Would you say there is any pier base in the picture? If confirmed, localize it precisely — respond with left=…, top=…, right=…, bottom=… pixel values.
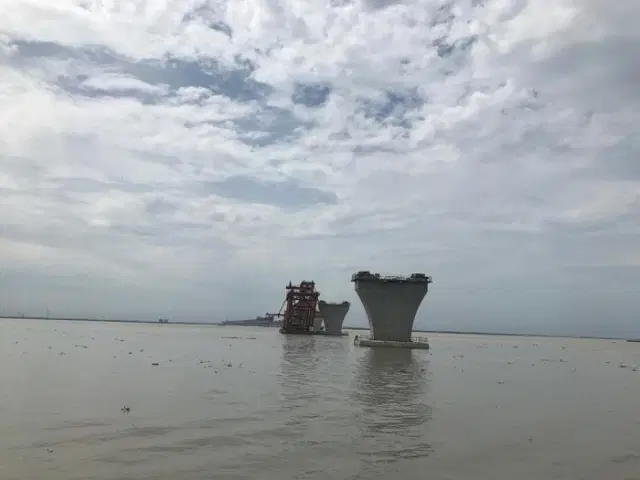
left=281, top=330, right=349, bottom=336
left=354, top=336, right=430, bottom=349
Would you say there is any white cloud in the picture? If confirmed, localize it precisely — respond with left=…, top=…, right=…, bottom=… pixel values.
left=0, top=0, right=638, bottom=336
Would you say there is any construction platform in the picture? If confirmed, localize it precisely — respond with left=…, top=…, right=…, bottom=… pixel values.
left=354, top=335, right=430, bottom=349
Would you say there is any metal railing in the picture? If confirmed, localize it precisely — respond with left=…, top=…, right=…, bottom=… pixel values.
left=351, top=271, right=432, bottom=283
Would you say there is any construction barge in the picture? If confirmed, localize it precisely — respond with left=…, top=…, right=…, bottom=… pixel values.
left=269, top=281, right=349, bottom=336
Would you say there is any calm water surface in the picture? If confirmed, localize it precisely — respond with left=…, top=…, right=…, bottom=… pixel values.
left=2, top=319, right=640, bottom=480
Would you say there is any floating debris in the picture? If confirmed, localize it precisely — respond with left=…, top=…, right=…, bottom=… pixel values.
left=151, top=362, right=159, bottom=366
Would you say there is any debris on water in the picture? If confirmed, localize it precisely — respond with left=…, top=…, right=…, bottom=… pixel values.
left=497, top=380, right=504, bottom=384
left=140, top=349, right=144, bottom=352
left=128, top=352, right=132, bottom=355
left=74, top=344, right=88, bottom=349
left=47, top=448, right=54, bottom=453
left=151, top=362, right=159, bottom=366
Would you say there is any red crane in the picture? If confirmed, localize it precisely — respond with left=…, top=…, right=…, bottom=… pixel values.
left=271, top=281, right=320, bottom=334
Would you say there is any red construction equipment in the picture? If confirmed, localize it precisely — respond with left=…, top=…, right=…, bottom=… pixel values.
left=271, top=281, right=320, bottom=334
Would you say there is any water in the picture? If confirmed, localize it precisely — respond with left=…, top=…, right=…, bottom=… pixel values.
left=2, top=319, right=640, bottom=480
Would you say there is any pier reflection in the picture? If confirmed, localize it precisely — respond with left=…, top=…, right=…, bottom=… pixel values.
left=352, top=348, right=433, bottom=466
left=277, top=336, right=321, bottom=413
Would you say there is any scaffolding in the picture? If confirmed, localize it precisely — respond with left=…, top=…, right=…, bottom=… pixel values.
left=273, top=281, right=320, bottom=334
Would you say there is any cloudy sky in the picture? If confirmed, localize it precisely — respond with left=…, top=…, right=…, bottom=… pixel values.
left=0, top=0, right=638, bottom=337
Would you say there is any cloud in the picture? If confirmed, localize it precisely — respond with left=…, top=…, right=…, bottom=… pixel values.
left=0, top=0, right=638, bottom=336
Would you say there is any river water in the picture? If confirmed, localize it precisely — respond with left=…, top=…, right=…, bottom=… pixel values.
left=2, top=319, right=640, bottom=480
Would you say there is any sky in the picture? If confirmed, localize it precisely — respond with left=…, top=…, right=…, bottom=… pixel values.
left=0, top=0, right=638, bottom=337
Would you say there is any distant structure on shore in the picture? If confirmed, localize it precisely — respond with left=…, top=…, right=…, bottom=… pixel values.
left=221, top=315, right=278, bottom=327
left=158, top=318, right=169, bottom=324
left=352, top=271, right=432, bottom=348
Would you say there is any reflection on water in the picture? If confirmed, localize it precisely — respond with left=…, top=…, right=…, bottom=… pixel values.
left=278, top=336, right=320, bottom=411
left=352, top=348, right=433, bottom=467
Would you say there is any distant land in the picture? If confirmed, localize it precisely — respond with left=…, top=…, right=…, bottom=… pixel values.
left=1, top=316, right=638, bottom=342
left=345, top=326, right=638, bottom=341
left=0, top=315, right=214, bottom=326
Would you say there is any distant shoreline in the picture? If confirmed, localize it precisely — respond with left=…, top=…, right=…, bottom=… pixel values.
left=1, top=316, right=637, bottom=341
left=0, top=315, right=214, bottom=326
left=344, top=326, right=638, bottom=341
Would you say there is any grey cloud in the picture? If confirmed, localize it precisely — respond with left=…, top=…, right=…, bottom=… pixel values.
left=358, top=88, right=424, bottom=127
left=145, top=197, right=179, bottom=216
left=292, top=82, right=332, bottom=108
left=203, top=175, right=338, bottom=210
left=233, top=105, right=308, bottom=147
left=588, top=136, right=640, bottom=181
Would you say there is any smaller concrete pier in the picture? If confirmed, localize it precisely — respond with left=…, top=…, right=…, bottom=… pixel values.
left=313, top=315, right=323, bottom=331
left=318, top=301, right=350, bottom=336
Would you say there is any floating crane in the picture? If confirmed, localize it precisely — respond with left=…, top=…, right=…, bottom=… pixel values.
left=269, top=281, right=320, bottom=334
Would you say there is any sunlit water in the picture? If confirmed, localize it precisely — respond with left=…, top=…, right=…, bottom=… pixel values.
left=2, top=319, right=640, bottom=480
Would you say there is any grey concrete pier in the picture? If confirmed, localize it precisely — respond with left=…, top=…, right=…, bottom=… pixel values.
left=318, top=301, right=350, bottom=335
left=313, top=315, right=323, bottom=332
left=351, top=271, right=432, bottom=348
